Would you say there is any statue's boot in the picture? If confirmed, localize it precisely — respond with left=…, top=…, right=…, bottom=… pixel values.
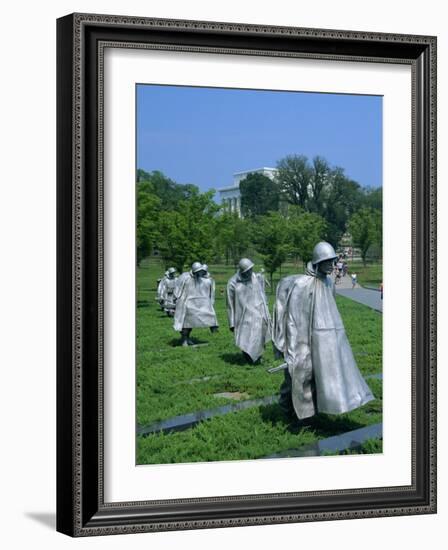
left=180, top=329, right=192, bottom=347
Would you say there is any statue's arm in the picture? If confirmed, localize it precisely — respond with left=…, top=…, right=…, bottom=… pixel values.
left=226, top=280, right=235, bottom=328
left=284, top=284, right=312, bottom=369
left=174, top=275, right=185, bottom=301
left=210, top=278, right=216, bottom=305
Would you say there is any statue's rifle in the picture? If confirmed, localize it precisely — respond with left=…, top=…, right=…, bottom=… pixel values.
left=267, top=363, right=287, bottom=374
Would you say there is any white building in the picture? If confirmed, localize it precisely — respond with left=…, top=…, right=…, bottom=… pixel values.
left=218, top=167, right=278, bottom=216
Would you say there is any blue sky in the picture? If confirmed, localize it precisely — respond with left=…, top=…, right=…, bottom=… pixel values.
left=137, top=84, right=382, bottom=192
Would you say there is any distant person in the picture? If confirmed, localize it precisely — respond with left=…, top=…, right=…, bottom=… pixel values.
left=174, top=262, right=219, bottom=346
left=335, top=267, right=342, bottom=285
left=351, top=273, right=357, bottom=289
left=227, top=258, right=271, bottom=363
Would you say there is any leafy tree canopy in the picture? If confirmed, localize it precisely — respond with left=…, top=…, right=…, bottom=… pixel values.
left=215, top=212, right=252, bottom=267
left=348, top=208, right=382, bottom=265
left=251, top=212, right=292, bottom=285
left=361, top=186, right=382, bottom=211
left=287, top=206, right=327, bottom=264
left=137, top=169, right=199, bottom=210
left=136, top=181, right=161, bottom=266
left=276, top=154, right=312, bottom=208
left=240, top=172, right=280, bottom=217
left=156, top=190, right=220, bottom=272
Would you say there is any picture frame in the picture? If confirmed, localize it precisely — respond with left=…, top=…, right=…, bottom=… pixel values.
left=56, top=12, right=437, bottom=536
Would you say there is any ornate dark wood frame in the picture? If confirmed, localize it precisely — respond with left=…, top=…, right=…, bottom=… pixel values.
left=56, top=13, right=437, bottom=537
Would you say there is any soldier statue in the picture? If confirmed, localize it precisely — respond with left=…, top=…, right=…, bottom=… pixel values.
left=174, top=261, right=219, bottom=346
left=227, top=258, right=271, bottom=363
left=159, top=267, right=177, bottom=316
left=273, top=241, right=374, bottom=420
left=156, top=270, right=169, bottom=310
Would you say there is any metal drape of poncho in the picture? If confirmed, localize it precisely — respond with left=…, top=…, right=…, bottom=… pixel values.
left=156, top=277, right=166, bottom=303
left=258, top=273, right=270, bottom=297
left=160, top=277, right=177, bottom=310
left=227, top=272, right=272, bottom=362
left=273, top=263, right=374, bottom=419
left=173, top=272, right=218, bottom=331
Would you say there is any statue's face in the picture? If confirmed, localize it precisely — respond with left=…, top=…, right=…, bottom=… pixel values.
left=168, top=272, right=175, bottom=279
left=195, top=270, right=206, bottom=278
left=240, top=268, right=252, bottom=281
left=317, top=259, right=334, bottom=275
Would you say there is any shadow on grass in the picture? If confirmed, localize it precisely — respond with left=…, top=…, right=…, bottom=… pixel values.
left=308, top=413, right=367, bottom=437
left=259, top=403, right=367, bottom=436
left=136, top=300, right=150, bottom=308
left=220, top=352, right=251, bottom=366
left=168, top=337, right=209, bottom=347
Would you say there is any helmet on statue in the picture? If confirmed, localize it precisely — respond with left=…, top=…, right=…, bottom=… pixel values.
left=311, top=241, right=337, bottom=265
left=191, top=261, right=205, bottom=273
left=238, top=258, right=254, bottom=273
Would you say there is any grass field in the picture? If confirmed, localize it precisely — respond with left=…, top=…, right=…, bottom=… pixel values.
left=136, top=258, right=383, bottom=465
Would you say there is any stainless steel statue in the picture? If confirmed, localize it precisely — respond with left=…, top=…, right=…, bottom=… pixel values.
left=227, top=258, right=271, bottom=363
left=159, top=267, right=177, bottom=316
left=273, top=241, right=374, bottom=419
left=156, top=270, right=169, bottom=310
left=174, top=262, right=219, bottom=346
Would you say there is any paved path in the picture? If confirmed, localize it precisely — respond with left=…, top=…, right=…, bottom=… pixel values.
left=333, top=274, right=383, bottom=313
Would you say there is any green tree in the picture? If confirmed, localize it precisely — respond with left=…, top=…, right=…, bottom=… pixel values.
left=370, top=207, right=383, bottom=260
left=276, top=154, right=312, bottom=208
left=275, top=155, right=367, bottom=249
left=136, top=181, right=161, bottom=265
left=215, top=212, right=252, bottom=266
left=288, top=207, right=327, bottom=265
left=157, top=190, right=220, bottom=272
left=348, top=208, right=382, bottom=265
left=137, top=169, right=199, bottom=210
left=323, top=168, right=364, bottom=247
left=251, top=212, right=292, bottom=287
left=361, top=186, right=382, bottom=210
left=240, top=172, right=279, bottom=217
left=308, top=156, right=331, bottom=215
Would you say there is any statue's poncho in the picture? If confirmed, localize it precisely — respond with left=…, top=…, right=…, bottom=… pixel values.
left=173, top=272, right=218, bottom=331
left=156, top=277, right=166, bottom=304
left=273, top=263, right=374, bottom=419
left=227, top=272, right=271, bottom=362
